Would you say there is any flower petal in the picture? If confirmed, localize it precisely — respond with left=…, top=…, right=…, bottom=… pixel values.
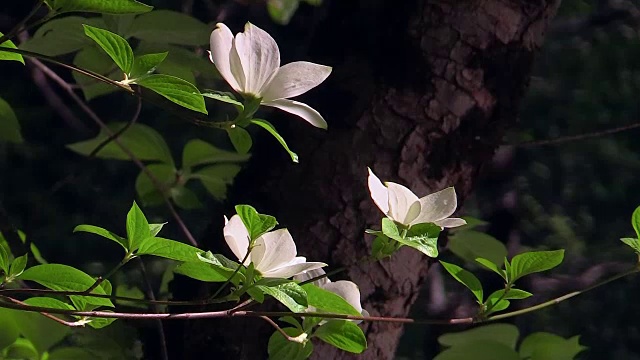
left=434, top=217, right=467, bottom=229
left=262, top=98, right=328, bottom=129
left=322, top=281, right=363, bottom=313
left=386, top=182, right=420, bottom=225
left=209, top=23, right=242, bottom=92
left=233, top=22, right=280, bottom=94
left=261, top=61, right=332, bottom=102
left=223, top=215, right=250, bottom=263
left=367, top=168, right=389, bottom=215
left=264, top=258, right=327, bottom=279
left=294, top=268, right=330, bottom=287
left=411, top=187, right=458, bottom=225
left=251, top=228, right=296, bottom=273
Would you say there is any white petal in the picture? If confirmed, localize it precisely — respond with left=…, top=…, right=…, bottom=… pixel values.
left=262, top=98, right=328, bottom=129
left=386, top=182, right=420, bottom=225
left=264, top=259, right=327, bottom=279
left=233, top=22, right=280, bottom=94
left=367, top=168, right=389, bottom=215
left=223, top=215, right=250, bottom=263
left=323, top=281, right=363, bottom=313
left=251, top=229, right=297, bottom=273
left=434, top=217, right=467, bottom=229
left=294, top=268, right=330, bottom=287
left=411, top=187, right=458, bottom=225
left=209, top=23, right=242, bottom=92
left=261, top=61, right=332, bottom=102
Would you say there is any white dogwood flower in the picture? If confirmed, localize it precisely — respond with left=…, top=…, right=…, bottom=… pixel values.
left=367, top=168, right=466, bottom=229
left=295, top=269, right=368, bottom=319
left=209, top=22, right=332, bottom=129
left=223, top=215, right=326, bottom=278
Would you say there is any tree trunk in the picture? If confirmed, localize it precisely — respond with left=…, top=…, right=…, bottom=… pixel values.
left=181, top=0, right=560, bottom=358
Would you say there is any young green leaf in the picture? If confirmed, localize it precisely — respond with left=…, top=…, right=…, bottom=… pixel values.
left=256, top=282, right=308, bottom=312
left=314, top=320, right=367, bottom=354
left=251, top=119, right=299, bottom=163
left=8, top=254, right=28, bottom=279
left=67, top=122, right=174, bottom=165
left=475, top=257, right=507, bottom=281
left=227, top=126, right=253, bottom=154
left=403, top=222, right=441, bottom=258
left=267, top=0, right=301, bottom=25
left=486, top=288, right=532, bottom=302
left=46, top=0, right=153, bottom=14
left=136, top=237, right=202, bottom=262
left=19, top=264, right=114, bottom=309
left=174, top=260, right=232, bottom=282
left=149, top=223, right=166, bottom=237
left=126, top=201, right=151, bottom=250
left=621, top=237, right=640, bottom=254
left=302, top=284, right=361, bottom=316
left=129, top=52, right=168, bottom=79
left=371, top=235, right=396, bottom=260
left=235, top=205, right=278, bottom=241
left=0, top=32, right=24, bottom=64
left=182, top=139, right=250, bottom=169
left=268, top=327, right=313, bottom=360
left=0, top=245, right=8, bottom=274
left=0, top=97, right=23, bottom=143
left=632, top=205, right=640, bottom=239
left=440, top=261, right=483, bottom=303
left=83, top=25, right=134, bottom=74
left=134, top=74, right=207, bottom=114
left=74, top=224, right=128, bottom=252
left=202, top=91, right=244, bottom=112
left=509, top=250, right=564, bottom=283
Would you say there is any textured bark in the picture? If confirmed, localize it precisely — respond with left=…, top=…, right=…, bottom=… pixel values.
left=181, top=0, right=560, bottom=358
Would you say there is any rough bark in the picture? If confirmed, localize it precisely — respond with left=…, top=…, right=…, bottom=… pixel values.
left=181, top=0, right=560, bottom=358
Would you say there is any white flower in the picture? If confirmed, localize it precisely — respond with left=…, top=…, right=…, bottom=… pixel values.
left=223, top=215, right=326, bottom=278
left=367, top=168, right=466, bottom=229
left=209, top=22, right=332, bottom=129
left=294, top=268, right=368, bottom=319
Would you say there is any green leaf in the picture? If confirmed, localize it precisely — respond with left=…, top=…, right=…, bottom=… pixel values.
left=267, top=0, right=300, bottom=25
left=279, top=316, right=302, bottom=330
left=382, top=219, right=440, bottom=257
left=434, top=341, right=520, bottom=360
left=251, top=119, right=298, bottom=163
left=302, top=283, right=361, bottom=316
left=268, top=327, right=313, bottom=360
left=74, top=224, right=128, bottom=252
left=46, top=0, right=153, bottom=14
left=135, top=163, right=176, bottom=207
left=3, top=337, right=39, bottom=360
left=182, top=139, right=250, bottom=169
left=314, top=320, right=367, bottom=354
left=486, top=288, right=532, bottom=302
left=129, top=10, right=210, bottom=45
left=632, top=206, right=640, bottom=239
left=20, top=17, right=104, bottom=57
left=438, top=323, right=519, bottom=349
left=475, top=257, right=507, bottom=280
left=439, top=261, right=483, bottom=303
left=0, top=308, right=19, bottom=350
left=202, top=91, right=244, bottom=111
left=19, top=264, right=114, bottom=310
left=67, top=122, right=174, bottom=165
left=134, top=74, right=207, bottom=114
left=371, top=235, right=396, bottom=260
left=235, top=205, right=278, bottom=241
left=519, top=333, right=586, bottom=360
left=8, top=254, right=28, bottom=279
left=149, top=223, right=166, bottom=237
left=126, top=201, right=150, bottom=250
left=256, top=282, right=308, bottom=312
left=83, top=25, right=134, bottom=74
left=448, top=230, right=507, bottom=267
left=136, top=237, right=202, bottom=262
left=0, top=96, right=23, bottom=143
left=48, top=347, right=96, bottom=360
left=170, top=186, right=203, bottom=210
left=191, top=164, right=243, bottom=201
left=621, top=237, right=640, bottom=254
left=0, top=242, right=8, bottom=274
left=227, top=126, right=253, bottom=154
left=0, top=32, right=24, bottom=64
left=130, top=52, right=168, bottom=79
left=509, top=250, right=564, bottom=283
left=174, top=260, right=231, bottom=282
left=71, top=46, right=120, bottom=100
left=103, top=14, right=136, bottom=36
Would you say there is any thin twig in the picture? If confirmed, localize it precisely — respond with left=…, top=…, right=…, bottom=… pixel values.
left=3, top=297, right=86, bottom=327
left=138, top=258, right=169, bottom=360
left=83, top=257, right=130, bottom=294
left=260, top=316, right=298, bottom=341
left=513, top=120, right=640, bottom=147
left=28, top=58, right=198, bottom=246
left=0, top=0, right=44, bottom=45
